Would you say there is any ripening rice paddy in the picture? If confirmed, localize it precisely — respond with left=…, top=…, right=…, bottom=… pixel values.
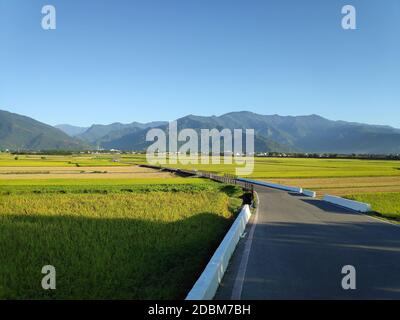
left=0, top=184, right=243, bottom=299
left=125, top=154, right=400, bottom=179
left=266, top=176, right=400, bottom=198
left=1, top=151, right=399, bottom=299
left=0, top=165, right=174, bottom=180
left=3, top=153, right=400, bottom=180
left=346, top=192, right=400, bottom=220
left=0, top=153, right=130, bottom=167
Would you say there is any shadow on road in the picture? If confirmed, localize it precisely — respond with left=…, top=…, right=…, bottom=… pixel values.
left=287, top=192, right=303, bottom=197
left=229, top=220, right=400, bottom=299
left=300, top=198, right=359, bottom=215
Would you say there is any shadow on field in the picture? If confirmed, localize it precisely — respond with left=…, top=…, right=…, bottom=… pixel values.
left=0, top=212, right=232, bottom=300
left=219, top=185, right=243, bottom=197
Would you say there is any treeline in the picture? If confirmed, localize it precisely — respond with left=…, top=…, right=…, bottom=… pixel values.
left=10, top=150, right=75, bottom=155
left=2, top=149, right=400, bottom=160
left=259, top=152, right=400, bottom=160
left=6, top=149, right=139, bottom=155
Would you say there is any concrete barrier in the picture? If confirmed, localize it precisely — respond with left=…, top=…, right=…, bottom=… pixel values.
left=323, top=195, right=371, bottom=213
left=186, top=205, right=252, bottom=300
left=303, top=189, right=316, bottom=198
left=237, top=178, right=302, bottom=193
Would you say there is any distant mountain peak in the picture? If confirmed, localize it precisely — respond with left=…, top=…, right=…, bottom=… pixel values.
left=0, top=110, right=89, bottom=150
left=2, top=109, right=400, bottom=153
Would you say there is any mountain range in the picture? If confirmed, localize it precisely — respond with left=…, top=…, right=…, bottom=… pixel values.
left=0, top=110, right=90, bottom=151
left=54, top=124, right=88, bottom=137
left=1, top=109, right=400, bottom=154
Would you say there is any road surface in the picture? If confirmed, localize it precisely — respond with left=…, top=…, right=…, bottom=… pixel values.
left=215, top=185, right=400, bottom=299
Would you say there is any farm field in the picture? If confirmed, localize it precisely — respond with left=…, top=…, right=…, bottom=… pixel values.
left=2, top=152, right=399, bottom=201
left=0, top=165, right=174, bottom=180
left=0, top=153, right=246, bottom=299
left=346, top=193, right=400, bottom=220
left=266, top=176, right=400, bottom=198
left=0, top=166, right=204, bottom=188
left=124, top=154, right=400, bottom=220
left=1, top=152, right=399, bottom=299
left=2, top=153, right=400, bottom=180
left=0, top=179, right=229, bottom=195
left=0, top=181, right=243, bottom=299
left=0, top=153, right=190, bottom=184
left=124, top=154, right=400, bottom=179
left=125, top=154, right=400, bottom=195
left=0, top=153, right=129, bottom=167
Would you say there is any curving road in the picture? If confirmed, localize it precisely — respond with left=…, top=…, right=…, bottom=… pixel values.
left=215, top=185, right=400, bottom=299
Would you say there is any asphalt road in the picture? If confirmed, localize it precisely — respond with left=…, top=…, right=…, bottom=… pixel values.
left=215, top=185, right=400, bottom=299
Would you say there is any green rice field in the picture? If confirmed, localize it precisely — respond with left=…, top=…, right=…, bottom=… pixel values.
left=346, top=192, right=400, bottom=220
left=1, top=151, right=399, bottom=299
left=0, top=182, right=243, bottom=299
left=125, top=154, right=400, bottom=179
left=2, top=153, right=400, bottom=179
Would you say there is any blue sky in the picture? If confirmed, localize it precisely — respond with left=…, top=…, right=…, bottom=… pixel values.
left=0, top=0, right=399, bottom=127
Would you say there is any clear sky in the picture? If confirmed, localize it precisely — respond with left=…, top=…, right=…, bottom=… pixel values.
left=0, top=0, right=399, bottom=127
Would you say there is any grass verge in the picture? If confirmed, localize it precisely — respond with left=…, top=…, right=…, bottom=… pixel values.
left=345, top=192, right=400, bottom=222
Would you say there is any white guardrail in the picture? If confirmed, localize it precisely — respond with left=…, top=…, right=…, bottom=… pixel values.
left=237, top=178, right=304, bottom=194
left=303, top=189, right=316, bottom=198
left=186, top=205, right=252, bottom=300
left=323, top=195, right=371, bottom=213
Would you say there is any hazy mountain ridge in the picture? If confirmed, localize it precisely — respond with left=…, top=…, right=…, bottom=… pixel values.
left=94, top=111, right=400, bottom=154
left=2, top=109, right=400, bottom=153
left=55, top=124, right=88, bottom=137
left=75, top=121, right=168, bottom=145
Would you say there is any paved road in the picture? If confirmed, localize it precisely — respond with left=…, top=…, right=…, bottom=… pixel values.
left=216, top=185, right=400, bottom=299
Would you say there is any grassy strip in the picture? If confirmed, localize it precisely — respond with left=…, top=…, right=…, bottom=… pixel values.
left=0, top=182, right=234, bottom=195
left=346, top=192, right=400, bottom=220
left=0, top=177, right=207, bottom=186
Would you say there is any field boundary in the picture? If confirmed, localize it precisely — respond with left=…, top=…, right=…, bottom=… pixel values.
left=185, top=205, right=252, bottom=300
left=323, top=194, right=371, bottom=212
